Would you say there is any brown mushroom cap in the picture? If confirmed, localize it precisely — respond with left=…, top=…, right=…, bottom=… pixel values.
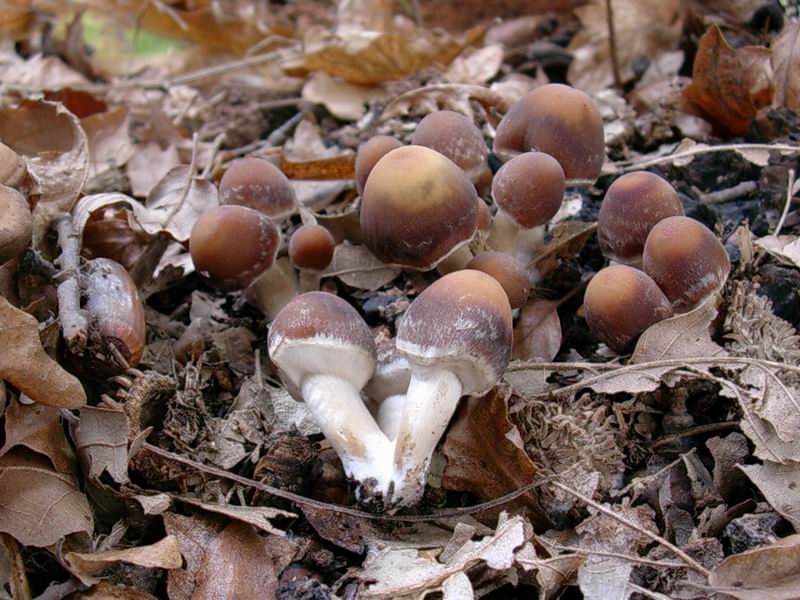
left=466, top=251, right=530, bottom=310
left=360, top=146, right=479, bottom=270
left=411, top=111, right=487, bottom=178
left=598, top=172, right=684, bottom=265
left=189, top=205, right=279, bottom=290
left=219, top=157, right=296, bottom=221
left=584, top=265, right=674, bottom=352
left=494, top=83, right=605, bottom=180
left=289, top=224, right=336, bottom=271
left=643, top=216, right=731, bottom=311
left=268, top=291, right=377, bottom=398
left=491, top=152, right=565, bottom=229
left=355, top=135, right=403, bottom=196
left=396, top=269, right=513, bottom=394
left=0, top=185, right=32, bottom=265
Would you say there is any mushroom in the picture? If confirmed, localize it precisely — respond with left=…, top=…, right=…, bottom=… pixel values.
left=364, top=332, right=411, bottom=441
left=219, top=157, right=296, bottom=222
left=360, top=145, right=479, bottom=271
left=584, top=265, right=674, bottom=352
left=411, top=110, right=489, bottom=186
left=598, top=172, right=684, bottom=267
left=0, top=184, right=32, bottom=266
left=643, top=216, right=731, bottom=312
left=487, top=151, right=565, bottom=263
left=268, top=292, right=393, bottom=502
left=493, top=83, right=606, bottom=181
left=355, top=135, right=403, bottom=196
left=390, top=269, right=513, bottom=506
left=288, top=224, right=336, bottom=292
left=189, top=205, right=296, bottom=318
left=466, top=251, right=530, bottom=310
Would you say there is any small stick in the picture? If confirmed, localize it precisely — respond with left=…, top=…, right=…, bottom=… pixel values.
left=605, top=0, right=623, bottom=88
left=1, top=533, right=31, bottom=600
left=55, top=214, right=89, bottom=355
left=697, top=181, right=757, bottom=205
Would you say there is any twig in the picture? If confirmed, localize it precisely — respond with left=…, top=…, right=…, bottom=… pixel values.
left=605, top=0, right=623, bottom=88
left=0, top=533, right=31, bottom=600
left=548, top=481, right=711, bottom=578
left=651, top=422, right=739, bottom=449
left=539, top=544, right=688, bottom=570
left=773, top=168, right=796, bottom=237
left=615, top=143, right=800, bottom=173
left=697, top=181, right=757, bottom=205
left=139, top=441, right=555, bottom=522
left=163, top=133, right=199, bottom=227
left=55, top=214, right=89, bottom=355
left=201, top=133, right=226, bottom=180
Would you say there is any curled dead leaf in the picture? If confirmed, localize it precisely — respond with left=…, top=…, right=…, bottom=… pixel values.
left=381, top=83, right=512, bottom=124
left=65, top=535, right=182, bottom=585
left=512, top=298, right=562, bottom=362
left=772, top=20, right=800, bottom=112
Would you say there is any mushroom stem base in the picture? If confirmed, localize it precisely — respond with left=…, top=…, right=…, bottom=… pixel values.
left=251, top=258, right=298, bottom=319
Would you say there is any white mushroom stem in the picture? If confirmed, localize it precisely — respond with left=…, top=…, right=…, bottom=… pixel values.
left=390, top=366, right=463, bottom=506
left=301, top=374, right=394, bottom=493
left=487, top=209, right=545, bottom=264
left=375, top=393, right=405, bottom=441
left=298, top=269, right=322, bottom=293
left=251, top=257, right=298, bottom=319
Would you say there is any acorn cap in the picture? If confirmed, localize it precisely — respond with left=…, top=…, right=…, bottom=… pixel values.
left=355, top=135, right=403, bottom=196
left=584, top=265, right=674, bottom=352
left=598, top=171, right=684, bottom=265
left=0, top=185, right=31, bottom=265
left=289, top=224, right=336, bottom=271
left=189, top=205, right=279, bottom=290
left=411, top=111, right=487, bottom=180
left=396, top=269, right=512, bottom=395
left=466, top=251, right=530, bottom=310
left=268, top=292, right=377, bottom=400
left=643, top=216, right=731, bottom=311
left=493, top=83, right=605, bottom=180
left=219, top=157, right=296, bottom=221
left=360, top=146, right=479, bottom=270
left=491, top=151, right=565, bottom=229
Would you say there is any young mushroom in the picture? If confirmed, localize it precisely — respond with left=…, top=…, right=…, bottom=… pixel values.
left=355, top=135, right=403, bottom=196
left=598, top=172, right=684, bottom=267
left=391, top=269, right=513, bottom=507
left=643, top=216, right=731, bottom=312
left=219, top=157, right=296, bottom=222
left=487, top=151, right=565, bottom=263
left=360, top=145, right=479, bottom=271
left=466, top=251, right=530, bottom=310
left=411, top=110, right=489, bottom=186
left=268, top=292, right=393, bottom=503
left=189, top=205, right=295, bottom=318
left=584, top=265, right=674, bottom=352
left=288, top=224, right=336, bottom=292
left=0, top=185, right=32, bottom=266
left=494, top=83, right=605, bottom=181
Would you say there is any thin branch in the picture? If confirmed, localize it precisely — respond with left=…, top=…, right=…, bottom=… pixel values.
left=651, top=422, right=739, bottom=449
left=541, top=544, right=688, bottom=570
left=773, top=168, right=796, bottom=237
left=548, top=481, right=711, bottom=578
left=605, top=0, right=623, bottom=88
left=697, top=181, right=757, bottom=205
left=0, top=533, right=31, bottom=600
left=55, top=214, right=89, bottom=355
left=614, top=143, right=800, bottom=173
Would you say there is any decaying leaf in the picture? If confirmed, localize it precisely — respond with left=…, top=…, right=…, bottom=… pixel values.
left=125, top=143, right=181, bottom=198
left=302, top=71, right=387, bottom=120
left=73, top=406, right=130, bottom=484
left=322, top=243, right=400, bottom=291
left=81, top=106, right=135, bottom=181
left=739, top=462, right=800, bottom=531
left=381, top=84, right=512, bottom=123
left=772, top=20, right=800, bottom=112
left=0, top=400, right=75, bottom=474
left=532, top=221, right=596, bottom=279
left=684, top=25, right=774, bottom=135
left=65, top=535, right=182, bottom=584
left=444, top=44, right=505, bottom=85
left=755, top=235, right=800, bottom=268
left=0, top=100, right=89, bottom=247
left=512, top=298, right=562, bottom=362
left=175, top=496, right=294, bottom=537
left=0, top=295, right=86, bottom=409
left=0, top=449, right=93, bottom=547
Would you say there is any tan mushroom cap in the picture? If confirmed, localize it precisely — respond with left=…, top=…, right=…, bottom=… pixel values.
left=0, top=185, right=32, bottom=265
left=355, top=135, right=403, bottom=195
left=491, top=151, right=565, bottom=229
left=584, top=265, right=673, bottom=352
left=396, top=269, right=513, bottom=394
left=360, top=146, right=479, bottom=270
left=598, top=172, right=684, bottom=265
left=494, top=83, right=605, bottom=180
left=289, top=224, right=336, bottom=271
left=219, top=157, right=296, bottom=221
left=466, top=251, right=530, bottom=310
left=411, top=111, right=487, bottom=178
left=189, top=205, right=279, bottom=290
left=268, top=292, right=377, bottom=398
left=643, top=216, right=731, bottom=311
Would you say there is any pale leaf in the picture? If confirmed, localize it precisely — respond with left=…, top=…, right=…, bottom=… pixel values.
left=739, top=462, right=800, bottom=531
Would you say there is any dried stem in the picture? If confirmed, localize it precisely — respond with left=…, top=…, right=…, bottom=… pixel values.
left=616, top=143, right=800, bottom=173
left=55, top=213, right=89, bottom=355
left=1, top=533, right=31, bottom=600
left=605, top=0, right=623, bottom=88
left=773, top=168, right=796, bottom=237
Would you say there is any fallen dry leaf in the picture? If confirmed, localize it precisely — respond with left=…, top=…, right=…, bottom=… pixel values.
left=684, top=24, right=774, bottom=135
left=302, top=71, right=387, bottom=120
left=73, top=406, right=130, bottom=484
left=0, top=400, right=75, bottom=473
left=125, top=143, right=181, bottom=198
left=81, top=106, right=135, bottom=181
left=444, top=44, right=505, bottom=85
left=442, top=386, right=550, bottom=530
left=322, top=243, right=400, bottom=291
left=72, top=581, right=159, bottom=600
left=0, top=100, right=89, bottom=248
left=532, top=221, right=596, bottom=279
left=175, top=496, right=294, bottom=537
left=0, top=295, right=86, bottom=409
left=772, top=20, right=800, bottom=112
left=754, top=234, right=800, bottom=268
left=512, top=298, right=562, bottom=362
left=568, top=0, right=683, bottom=93
left=0, top=448, right=93, bottom=547
left=65, top=535, right=182, bottom=584
left=381, top=83, right=512, bottom=124
left=739, top=462, right=800, bottom=531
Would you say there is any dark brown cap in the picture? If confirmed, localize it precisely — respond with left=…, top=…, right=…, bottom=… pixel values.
left=584, top=265, right=674, bottom=352
left=491, top=151, right=565, bottom=229
left=598, top=172, right=684, bottom=265
left=360, top=145, right=479, bottom=270
left=219, top=157, right=296, bottom=221
left=0, top=185, right=31, bottom=265
left=396, top=269, right=512, bottom=394
left=189, top=205, right=279, bottom=289
left=355, top=135, right=403, bottom=196
left=411, top=111, right=487, bottom=181
left=643, top=216, right=731, bottom=311
left=289, top=224, right=336, bottom=271
left=494, top=83, right=605, bottom=180
left=466, top=251, right=530, bottom=309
